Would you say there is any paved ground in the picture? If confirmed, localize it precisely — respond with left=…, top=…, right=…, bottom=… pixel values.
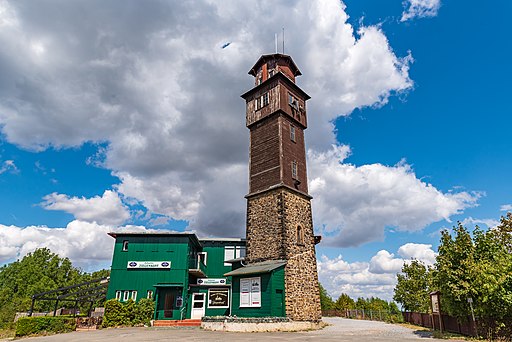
left=18, top=318, right=462, bottom=342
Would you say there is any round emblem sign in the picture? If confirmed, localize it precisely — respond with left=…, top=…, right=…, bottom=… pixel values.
left=197, top=279, right=204, bottom=284
left=161, top=262, right=170, bottom=267
left=220, top=279, right=225, bottom=284
left=129, top=262, right=137, bottom=267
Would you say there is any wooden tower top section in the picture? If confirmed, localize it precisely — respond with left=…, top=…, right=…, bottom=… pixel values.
left=248, top=54, right=302, bottom=84
left=242, top=54, right=311, bottom=196
left=241, top=54, right=310, bottom=129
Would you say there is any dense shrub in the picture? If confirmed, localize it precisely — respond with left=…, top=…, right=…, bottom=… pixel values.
left=133, top=299, right=155, bottom=326
left=103, top=298, right=154, bottom=327
left=103, top=299, right=128, bottom=327
left=15, top=317, right=75, bottom=337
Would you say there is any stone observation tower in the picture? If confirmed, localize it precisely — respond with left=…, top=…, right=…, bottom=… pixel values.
left=241, top=54, right=322, bottom=321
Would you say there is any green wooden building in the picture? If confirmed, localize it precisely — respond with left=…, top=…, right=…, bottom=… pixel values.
left=106, top=232, right=286, bottom=320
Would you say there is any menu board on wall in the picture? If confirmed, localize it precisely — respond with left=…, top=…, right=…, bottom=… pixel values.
left=208, top=289, right=229, bottom=308
left=240, top=278, right=251, bottom=306
left=240, top=277, right=261, bottom=308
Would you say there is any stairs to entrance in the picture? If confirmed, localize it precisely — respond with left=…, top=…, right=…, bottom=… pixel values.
left=153, top=319, right=202, bottom=327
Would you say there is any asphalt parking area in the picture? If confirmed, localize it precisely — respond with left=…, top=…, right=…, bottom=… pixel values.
left=19, top=317, right=462, bottom=342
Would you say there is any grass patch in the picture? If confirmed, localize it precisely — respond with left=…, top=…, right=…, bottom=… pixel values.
left=397, top=322, right=430, bottom=331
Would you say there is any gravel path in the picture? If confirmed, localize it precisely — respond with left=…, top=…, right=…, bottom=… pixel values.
left=18, top=317, right=461, bottom=342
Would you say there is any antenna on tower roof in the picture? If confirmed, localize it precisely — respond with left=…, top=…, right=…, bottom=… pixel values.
left=282, top=27, right=285, bottom=54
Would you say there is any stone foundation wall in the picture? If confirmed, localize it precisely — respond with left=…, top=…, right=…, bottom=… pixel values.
left=245, top=187, right=322, bottom=321
left=281, top=190, right=321, bottom=321
left=201, top=319, right=323, bottom=332
left=246, top=189, right=285, bottom=262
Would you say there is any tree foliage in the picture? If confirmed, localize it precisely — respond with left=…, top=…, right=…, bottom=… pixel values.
left=0, top=248, right=109, bottom=328
left=319, top=283, right=335, bottom=310
left=393, top=213, right=512, bottom=338
left=436, top=215, right=512, bottom=324
left=393, top=259, right=432, bottom=313
left=335, top=293, right=355, bottom=310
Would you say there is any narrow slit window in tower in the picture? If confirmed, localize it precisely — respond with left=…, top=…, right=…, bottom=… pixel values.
left=297, top=225, right=304, bottom=245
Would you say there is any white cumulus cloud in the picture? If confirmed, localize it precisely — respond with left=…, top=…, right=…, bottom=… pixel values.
left=0, top=0, right=479, bottom=252
left=41, top=190, right=130, bottom=225
left=0, top=221, right=115, bottom=268
left=397, top=243, right=436, bottom=264
left=318, top=243, right=436, bottom=300
left=401, top=0, right=441, bottom=22
left=0, top=0, right=416, bottom=239
left=309, top=145, right=482, bottom=247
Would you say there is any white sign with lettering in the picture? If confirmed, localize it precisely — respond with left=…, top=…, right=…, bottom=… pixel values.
left=127, top=261, right=171, bottom=269
left=197, top=278, right=227, bottom=285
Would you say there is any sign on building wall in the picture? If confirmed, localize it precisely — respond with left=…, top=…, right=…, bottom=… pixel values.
left=208, top=288, right=229, bottom=308
left=240, top=277, right=261, bottom=307
left=197, top=278, right=227, bottom=285
left=126, top=261, right=171, bottom=269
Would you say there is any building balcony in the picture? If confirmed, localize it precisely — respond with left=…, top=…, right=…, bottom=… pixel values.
left=188, top=256, right=207, bottom=277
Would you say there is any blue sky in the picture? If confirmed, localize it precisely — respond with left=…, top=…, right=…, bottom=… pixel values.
left=0, top=0, right=510, bottom=300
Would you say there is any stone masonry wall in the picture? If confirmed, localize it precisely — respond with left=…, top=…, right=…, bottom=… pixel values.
left=245, top=187, right=322, bottom=321
left=245, top=189, right=286, bottom=262
left=282, top=189, right=322, bottom=321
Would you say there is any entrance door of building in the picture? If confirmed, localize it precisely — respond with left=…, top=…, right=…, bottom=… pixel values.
left=156, top=287, right=181, bottom=320
left=191, top=293, right=206, bottom=319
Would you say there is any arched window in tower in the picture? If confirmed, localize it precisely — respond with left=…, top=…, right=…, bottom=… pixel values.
left=297, top=225, right=304, bottom=245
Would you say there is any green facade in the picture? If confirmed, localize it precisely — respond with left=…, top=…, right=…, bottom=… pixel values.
left=106, top=233, right=248, bottom=320
left=230, top=266, right=285, bottom=318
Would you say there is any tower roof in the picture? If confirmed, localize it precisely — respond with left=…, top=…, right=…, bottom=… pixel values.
left=248, top=54, right=302, bottom=77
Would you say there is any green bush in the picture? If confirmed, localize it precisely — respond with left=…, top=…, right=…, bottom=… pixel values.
left=133, top=298, right=154, bottom=326
left=103, top=298, right=154, bottom=328
left=103, top=299, right=128, bottom=327
left=15, top=316, right=76, bottom=337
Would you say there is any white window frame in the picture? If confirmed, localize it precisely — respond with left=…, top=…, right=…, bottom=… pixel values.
left=236, top=246, right=246, bottom=258
left=292, top=161, right=298, bottom=179
left=131, top=290, right=137, bottom=301
left=239, top=277, right=261, bottom=308
left=224, top=246, right=235, bottom=266
left=123, top=291, right=130, bottom=301
left=224, top=246, right=245, bottom=266
left=198, top=252, right=208, bottom=266
left=115, top=291, right=122, bottom=301
left=290, top=125, right=296, bottom=142
left=122, top=240, right=129, bottom=251
left=147, top=290, right=154, bottom=299
left=207, top=288, right=230, bottom=309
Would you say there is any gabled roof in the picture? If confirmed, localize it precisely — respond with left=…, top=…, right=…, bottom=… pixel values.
left=248, top=54, right=302, bottom=77
left=224, top=260, right=287, bottom=277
